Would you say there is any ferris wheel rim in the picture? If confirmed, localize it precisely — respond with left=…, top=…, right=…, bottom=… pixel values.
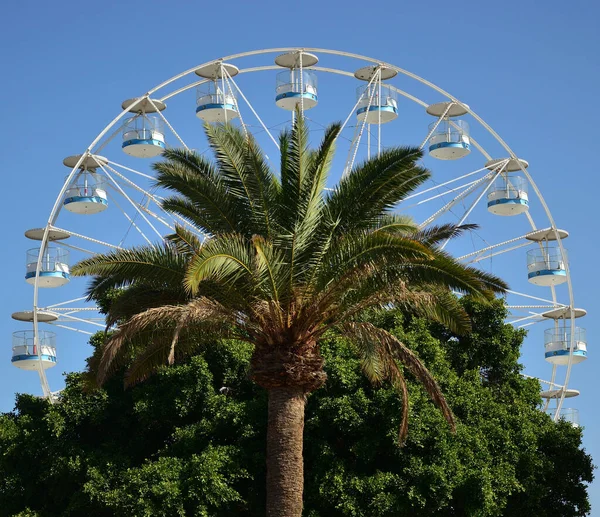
left=27, top=46, right=579, bottom=420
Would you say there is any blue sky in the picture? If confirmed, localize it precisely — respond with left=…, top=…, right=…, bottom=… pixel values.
left=2, top=0, right=599, bottom=512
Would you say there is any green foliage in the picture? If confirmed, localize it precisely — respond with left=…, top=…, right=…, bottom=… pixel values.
left=0, top=301, right=593, bottom=516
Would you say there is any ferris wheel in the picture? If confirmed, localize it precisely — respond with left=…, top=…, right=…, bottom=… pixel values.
left=11, top=47, right=586, bottom=425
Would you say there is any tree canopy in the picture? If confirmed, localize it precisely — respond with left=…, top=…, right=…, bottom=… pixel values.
left=0, top=299, right=593, bottom=517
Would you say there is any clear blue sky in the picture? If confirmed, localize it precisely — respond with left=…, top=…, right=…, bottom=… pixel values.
left=2, top=0, right=599, bottom=512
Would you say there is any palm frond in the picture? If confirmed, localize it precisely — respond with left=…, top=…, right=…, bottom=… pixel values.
left=302, top=122, right=340, bottom=205
left=393, top=370, right=410, bottom=445
left=252, top=235, right=288, bottom=306
left=315, top=231, right=434, bottom=294
left=413, top=223, right=478, bottom=246
left=104, top=284, right=189, bottom=328
left=279, top=113, right=312, bottom=228
left=326, top=146, right=430, bottom=233
left=244, top=133, right=281, bottom=237
left=185, top=233, right=255, bottom=296
left=325, top=275, right=471, bottom=335
left=403, top=248, right=509, bottom=299
left=372, top=214, right=418, bottom=235
left=71, top=244, right=187, bottom=301
left=166, top=224, right=204, bottom=257
left=289, top=122, right=341, bottom=281
left=97, top=298, right=232, bottom=385
left=204, top=123, right=279, bottom=237
left=153, top=148, right=240, bottom=235
left=341, top=321, right=455, bottom=443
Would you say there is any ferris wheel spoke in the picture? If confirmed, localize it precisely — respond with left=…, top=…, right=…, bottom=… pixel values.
left=342, top=124, right=361, bottom=176
left=105, top=176, right=198, bottom=235
left=152, top=201, right=206, bottom=237
left=419, top=102, right=455, bottom=150
left=46, top=322, right=95, bottom=336
left=93, top=120, right=128, bottom=156
left=146, top=97, right=190, bottom=150
left=135, top=203, right=176, bottom=232
left=506, top=288, right=558, bottom=306
left=457, top=232, right=533, bottom=262
left=337, top=70, right=382, bottom=161
left=462, top=241, right=532, bottom=264
left=439, top=167, right=506, bottom=248
left=507, top=305, right=551, bottom=327
left=102, top=168, right=163, bottom=242
left=105, top=191, right=153, bottom=246
left=103, top=163, right=163, bottom=204
left=402, top=175, right=489, bottom=212
left=221, top=70, right=251, bottom=139
left=506, top=304, right=562, bottom=312
left=104, top=162, right=193, bottom=231
left=44, top=296, right=88, bottom=308
left=418, top=172, right=493, bottom=228
left=344, top=68, right=381, bottom=176
left=102, top=175, right=175, bottom=232
left=225, top=71, right=279, bottom=150
left=51, top=312, right=105, bottom=329
left=56, top=241, right=96, bottom=256
left=106, top=160, right=156, bottom=181
left=522, top=375, right=564, bottom=387
left=49, top=226, right=123, bottom=250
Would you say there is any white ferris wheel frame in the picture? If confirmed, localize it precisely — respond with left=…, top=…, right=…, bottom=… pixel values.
left=25, top=46, right=579, bottom=421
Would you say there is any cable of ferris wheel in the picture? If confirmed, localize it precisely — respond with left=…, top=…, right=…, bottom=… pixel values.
left=226, top=73, right=279, bottom=150
left=51, top=312, right=106, bottom=328
left=107, top=160, right=156, bottom=181
left=465, top=241, right=533, bottom=264
left=46, top=323, right=95, bottom=336
left=147, top=97, right=190, bottom=150
left=102, top=167, right=163, bottom=241
left=404, top=166, right=490, bottom=201
left=105, top=191, right=152, bottom=246
left=45, top=296, right=89, bottom=308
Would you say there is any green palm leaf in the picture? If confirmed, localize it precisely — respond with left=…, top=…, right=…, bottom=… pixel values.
left=72, top=244, right=187, bottom=300
left=185, top=233, right=255, bottom=296
left=326, top=146, right=430, bottom=233
left=341, top=321, right=455, bottom=444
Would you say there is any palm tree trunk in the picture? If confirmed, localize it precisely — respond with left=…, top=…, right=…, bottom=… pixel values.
left=266, top=387, right=306, bottom=517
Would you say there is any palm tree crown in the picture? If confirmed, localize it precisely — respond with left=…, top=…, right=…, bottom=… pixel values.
left=73, top=116, right=507, bottom=517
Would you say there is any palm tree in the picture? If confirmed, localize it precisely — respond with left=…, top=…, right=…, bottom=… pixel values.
left=72, top=117, right=507, bottom=517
